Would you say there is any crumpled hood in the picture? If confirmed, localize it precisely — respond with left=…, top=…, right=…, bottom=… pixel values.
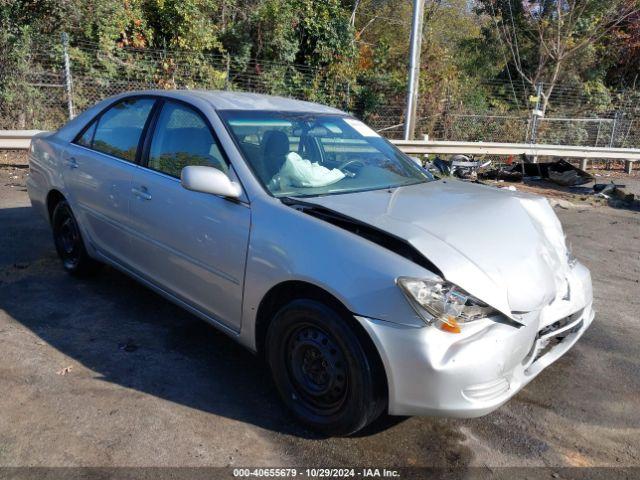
left=303, top=180, right=573, bottom=317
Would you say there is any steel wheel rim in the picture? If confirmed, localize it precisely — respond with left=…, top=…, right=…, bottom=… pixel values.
left=56, top=209, right=81, bottom=268
left=286, top=323, right=349, bottom=415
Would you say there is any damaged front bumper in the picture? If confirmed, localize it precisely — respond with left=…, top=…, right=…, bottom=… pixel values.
left=355, top=262, right=594, bottom=417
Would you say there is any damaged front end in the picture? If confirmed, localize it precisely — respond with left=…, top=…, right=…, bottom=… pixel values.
left=354, top=260, right=594, bottom=417
left=286, top=179, right=583, bottom=322
left=281, top=196, right=443, bottom=276
left=282, top=179, right=594, bottom=417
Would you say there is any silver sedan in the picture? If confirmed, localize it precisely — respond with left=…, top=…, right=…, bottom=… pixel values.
left=27, top=90, right=594, bottom=435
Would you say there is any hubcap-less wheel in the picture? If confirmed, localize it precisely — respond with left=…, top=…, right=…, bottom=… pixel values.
left=55, top=209, right=82, bottom=269
left=51, top=200, right=99, bottom=276
left=266, top=299, right=386, bottom=435
left=287, top=324, right=348, bottom=414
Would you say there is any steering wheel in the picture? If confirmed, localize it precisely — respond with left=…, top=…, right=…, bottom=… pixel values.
left=338, top=160, right=365, bottom=178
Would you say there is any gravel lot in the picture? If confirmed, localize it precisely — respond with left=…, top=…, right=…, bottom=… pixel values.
left=1, top=152, right=639, bottom=475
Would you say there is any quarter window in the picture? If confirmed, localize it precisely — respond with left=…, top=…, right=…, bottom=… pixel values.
left=148, top=101, right=227, bottom=178
left=91, top=98, right=155, bottom=162
left=76, top=121, right=96, bottom=148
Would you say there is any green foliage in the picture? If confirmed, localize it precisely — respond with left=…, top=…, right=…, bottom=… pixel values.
left=1, top=0, right=638, bottom=138
left=0, top=28, right=66, bottom=129
left=584, top=80, right=613, bottom=113
left=142, top=0, right=223, bottom=51
left=473, top=0, right=633, bottom=96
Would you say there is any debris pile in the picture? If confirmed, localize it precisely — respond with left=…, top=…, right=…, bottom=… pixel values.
left=428, top=155, right=490, bottom=181
left=515, top=159, right=594, bottom=187
left=423, top=154, right=637, bottom=208
left=426, top=155, right=594, bottom=187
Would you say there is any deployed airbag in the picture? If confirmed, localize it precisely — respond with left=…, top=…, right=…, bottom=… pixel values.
left=274, top=152, right=345, bottom=188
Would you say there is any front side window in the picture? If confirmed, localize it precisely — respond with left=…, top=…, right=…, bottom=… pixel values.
left=148, top=101, right=228, bottom=178
left=91, top=97, right=155, bottom=162
left=220, top=111, right=431, bottom=198
left=76, top=120, right=96, bottom=148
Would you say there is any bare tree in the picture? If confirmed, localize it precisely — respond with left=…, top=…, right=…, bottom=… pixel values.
left=487, top=0, right=640, bottom=112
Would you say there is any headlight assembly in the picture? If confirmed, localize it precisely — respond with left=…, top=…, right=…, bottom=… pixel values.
left=396, top=276, right=498, bottom=333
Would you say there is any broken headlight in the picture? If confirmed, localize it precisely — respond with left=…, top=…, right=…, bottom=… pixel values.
left=396, top=277, right=498, bottom=333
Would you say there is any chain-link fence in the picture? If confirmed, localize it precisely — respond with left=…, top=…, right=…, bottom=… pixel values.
left=2, top=33, right=640, bottom=149
left=371, top=81, right=640, bottom=148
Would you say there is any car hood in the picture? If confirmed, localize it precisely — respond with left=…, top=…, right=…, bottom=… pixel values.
left=301, top=180, right=574, bottom=318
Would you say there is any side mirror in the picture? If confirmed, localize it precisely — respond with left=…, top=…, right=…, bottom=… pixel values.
left=181, top=166, right=242, bottom=199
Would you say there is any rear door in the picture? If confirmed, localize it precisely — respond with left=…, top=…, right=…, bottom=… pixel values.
left=127, top=99, right=251, bottom=331
left=63, top=97, right=156, bottom=263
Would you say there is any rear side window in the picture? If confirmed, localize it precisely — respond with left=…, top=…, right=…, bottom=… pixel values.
left=147, top=101, right=228, bottom=178
left=90, top=98, right=155, bottom=162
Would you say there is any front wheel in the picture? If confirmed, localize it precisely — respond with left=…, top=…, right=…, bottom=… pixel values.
left=51, top=200, right=100, bottom=276
left=266, top=299, right=385, bottom=436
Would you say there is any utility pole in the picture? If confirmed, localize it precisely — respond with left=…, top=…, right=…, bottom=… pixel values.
left=61, top=32, right=75, bottom=119
left=403, top=0, right=425, bottom=141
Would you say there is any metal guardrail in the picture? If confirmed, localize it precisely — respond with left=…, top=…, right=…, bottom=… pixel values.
left=391, top=140, right=638, bottom=173
left=1, top=131, right=637, bottom=172
left=0, top=130, right=46, bottom=150
left=390, top=139, right=640, bottom=160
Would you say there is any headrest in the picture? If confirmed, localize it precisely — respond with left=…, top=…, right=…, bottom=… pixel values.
left=261, top=130, right=290, bottom=157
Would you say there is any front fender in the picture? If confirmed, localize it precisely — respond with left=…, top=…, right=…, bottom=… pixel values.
left=238, top=197, right=436, bottom=350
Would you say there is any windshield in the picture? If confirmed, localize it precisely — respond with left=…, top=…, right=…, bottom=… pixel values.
left=219, top=110, right=432, bottom=197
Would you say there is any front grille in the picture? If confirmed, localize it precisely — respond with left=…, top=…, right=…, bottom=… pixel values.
left=537, top=309, right=584, bottom=339
left=532, top=320, right=583, bottom=363
left=522, top=310, right=585, bottom=369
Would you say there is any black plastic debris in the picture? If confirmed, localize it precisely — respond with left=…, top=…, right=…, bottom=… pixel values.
left=512, top=159, right=594, bottom=186
left=593, top=182, right=625, bottom=194
left=431, top=157, right=451, bottom=176
left=478, top=169, right=523, bottom=182
left=427, top=156, right=596, bottom=188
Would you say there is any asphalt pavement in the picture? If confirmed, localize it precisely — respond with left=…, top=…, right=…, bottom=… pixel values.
left=1, top=159, right=639, bottom=476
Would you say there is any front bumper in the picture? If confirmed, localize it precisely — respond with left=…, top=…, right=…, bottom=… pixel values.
left=355, top=262, right=594, bottom=417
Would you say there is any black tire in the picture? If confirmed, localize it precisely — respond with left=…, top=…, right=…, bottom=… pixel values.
left=51, top=200, right=100, bottom=276
left=266, top=299, right=386, bottom=436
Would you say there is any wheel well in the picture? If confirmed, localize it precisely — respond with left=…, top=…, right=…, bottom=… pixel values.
left=46, top=189, right=66, bottom=221
left=254, top=280, right=388, bottom=399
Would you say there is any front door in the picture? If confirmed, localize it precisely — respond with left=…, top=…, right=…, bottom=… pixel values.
left=128, top=100, right=250, bottom=331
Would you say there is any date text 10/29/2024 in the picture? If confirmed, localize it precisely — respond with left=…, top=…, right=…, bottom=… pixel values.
left=233, top=469, right=401, bottom=478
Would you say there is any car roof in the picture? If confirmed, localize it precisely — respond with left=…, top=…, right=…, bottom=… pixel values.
left=54, top=90, right=348, bottom=143
left=131, top=89, right=346, bottom=114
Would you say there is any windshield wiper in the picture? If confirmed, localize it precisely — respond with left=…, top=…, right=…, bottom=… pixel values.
left=280, top=192, right=328, bottom=199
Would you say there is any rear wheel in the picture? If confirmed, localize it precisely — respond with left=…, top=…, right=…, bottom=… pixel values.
left=266, top=299, right=385, bottom=436
left=51, top=200, right=100, bottom=276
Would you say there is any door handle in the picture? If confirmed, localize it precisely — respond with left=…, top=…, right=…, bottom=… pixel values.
left=131, top=186, right=152, bottom=200
left=65, top=157, right=79, bottom=169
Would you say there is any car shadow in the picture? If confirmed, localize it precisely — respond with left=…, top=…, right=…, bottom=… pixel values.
left=0, top=205, right=420, bottom=441
left=1, top=206, right=320, bottom=436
